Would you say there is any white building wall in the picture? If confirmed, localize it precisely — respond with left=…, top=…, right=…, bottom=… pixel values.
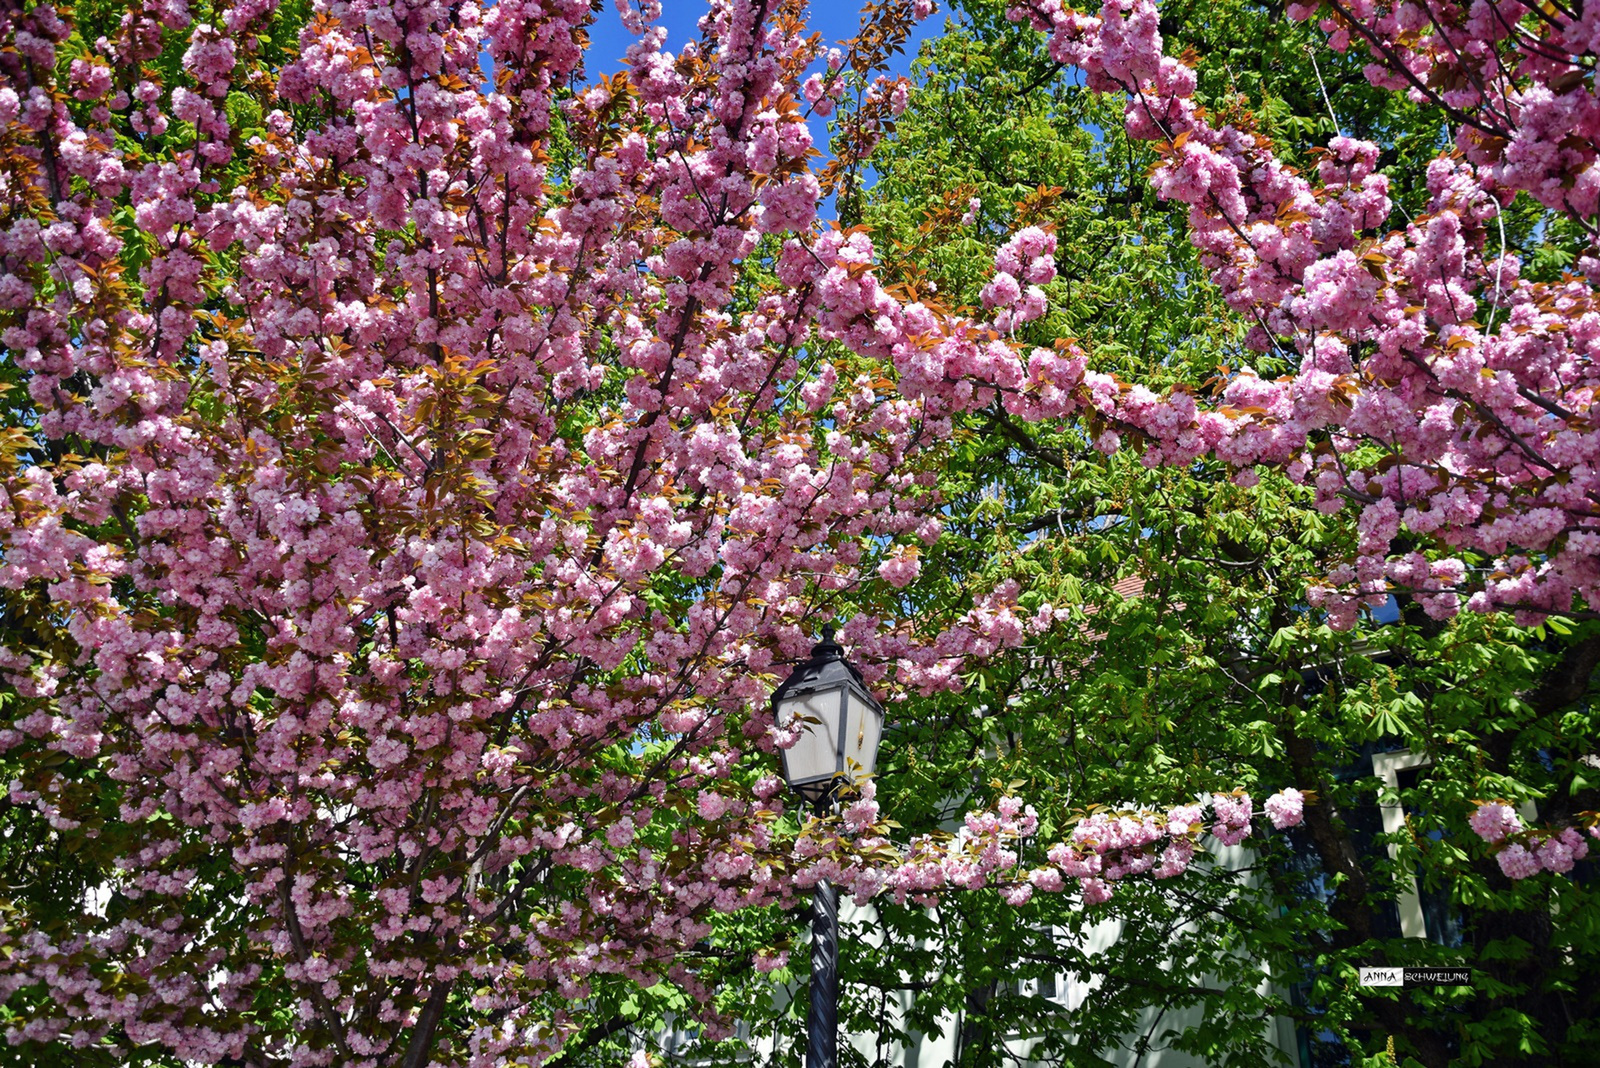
left=829, top=840, right=1302, bottom=1068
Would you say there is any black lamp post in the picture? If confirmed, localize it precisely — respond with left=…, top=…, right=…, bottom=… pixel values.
left=771, top=627, right=885, bottom=1068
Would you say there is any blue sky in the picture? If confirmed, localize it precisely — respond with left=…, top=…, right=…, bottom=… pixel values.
left=583, top=2, right=940, bottom=81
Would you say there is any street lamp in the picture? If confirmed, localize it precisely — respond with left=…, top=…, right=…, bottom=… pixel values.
left=772, top=626, right=885, bottom=1068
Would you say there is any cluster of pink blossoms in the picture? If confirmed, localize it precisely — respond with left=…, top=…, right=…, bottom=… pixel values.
left=981, top=225, right=1057, bottom=331
left=1468, top=802, right=1595, bottom=880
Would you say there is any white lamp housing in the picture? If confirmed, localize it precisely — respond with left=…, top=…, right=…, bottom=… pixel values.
left=772, top=627, right=885, bottom=810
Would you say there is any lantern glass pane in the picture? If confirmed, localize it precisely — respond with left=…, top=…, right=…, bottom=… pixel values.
left=845, top=691, right=883, bottom=778
left=778, top=687, right=844, bottom=784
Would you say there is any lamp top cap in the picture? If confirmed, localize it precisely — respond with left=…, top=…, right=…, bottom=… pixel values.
left=812, top=625, right=844, bottom=661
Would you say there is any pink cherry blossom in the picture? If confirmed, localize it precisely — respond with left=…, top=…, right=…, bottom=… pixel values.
left=1469, top=801, right=1523, bottom=844
left=1264, top=788, right=1305, bottom=830
left=1497, top=843, right=1542, bottom=880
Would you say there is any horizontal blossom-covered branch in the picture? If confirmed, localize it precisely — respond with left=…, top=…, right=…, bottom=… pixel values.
left=788, top=783, right=1308, bottom=909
